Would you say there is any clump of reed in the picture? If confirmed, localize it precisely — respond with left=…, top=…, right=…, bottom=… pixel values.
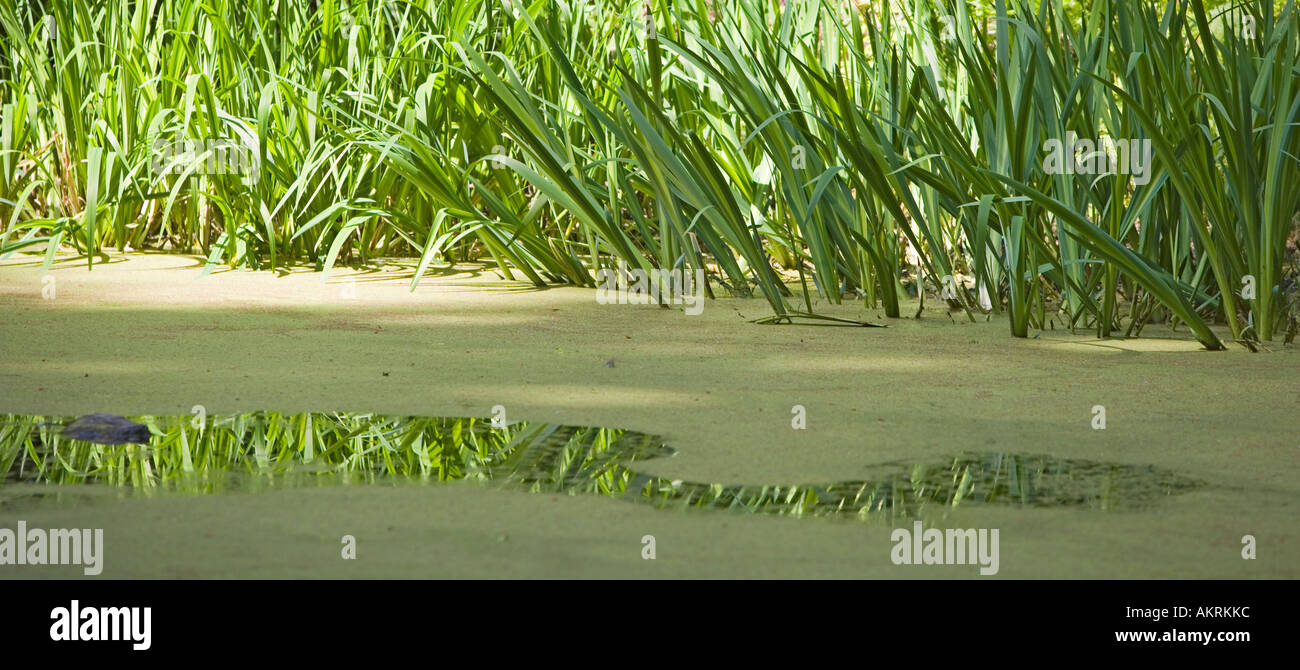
left=2, top=0, right=1296, bottom=348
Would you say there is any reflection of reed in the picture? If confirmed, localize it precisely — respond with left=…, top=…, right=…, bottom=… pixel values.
left=1, top=414, right=1202, bottom=519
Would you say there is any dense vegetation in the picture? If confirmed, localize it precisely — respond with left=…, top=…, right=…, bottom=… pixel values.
left=1, top=0, right=1297, bottom=348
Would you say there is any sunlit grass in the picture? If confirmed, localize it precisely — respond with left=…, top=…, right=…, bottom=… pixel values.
left=1, top=0, right=1296, bottom=347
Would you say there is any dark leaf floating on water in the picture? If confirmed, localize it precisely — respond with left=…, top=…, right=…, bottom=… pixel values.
left=60, top=414, right=152, bottom=445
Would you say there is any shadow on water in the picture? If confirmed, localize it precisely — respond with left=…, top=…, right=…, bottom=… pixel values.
left=0, top=412, right=1204, bottom=522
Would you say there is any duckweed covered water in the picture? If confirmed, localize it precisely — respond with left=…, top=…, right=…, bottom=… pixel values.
left=1, top=412, right=1204, bottom=521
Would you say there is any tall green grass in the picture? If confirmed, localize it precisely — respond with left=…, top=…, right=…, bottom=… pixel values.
left=2, top=0, right=1297, bottom=348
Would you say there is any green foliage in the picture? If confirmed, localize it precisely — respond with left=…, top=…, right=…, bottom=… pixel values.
left=2, top=0, right=1297, bottom=347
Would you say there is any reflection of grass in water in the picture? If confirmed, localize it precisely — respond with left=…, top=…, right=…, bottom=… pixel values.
left=0, top=413, right=1202, bottom=521
left=0, top=414, right=642, bottom=495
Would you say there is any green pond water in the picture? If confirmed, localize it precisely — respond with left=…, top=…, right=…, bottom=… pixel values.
left=2, top=412, right=1205, bottom=522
